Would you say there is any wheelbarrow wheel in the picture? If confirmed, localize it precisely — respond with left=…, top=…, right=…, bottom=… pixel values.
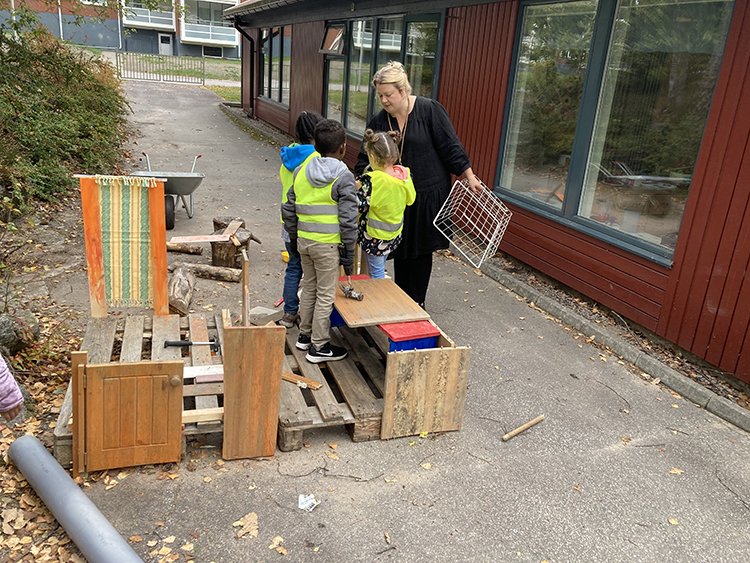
left=165, top=195, right=175, bottom=230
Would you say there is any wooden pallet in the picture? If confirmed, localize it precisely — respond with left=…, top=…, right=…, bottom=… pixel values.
left=277, top=326, right=386, bottom=451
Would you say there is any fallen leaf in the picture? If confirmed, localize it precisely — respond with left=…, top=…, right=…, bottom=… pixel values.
left=620, top=437, right=631, bottom=443
left=421, top=463, right=432, bottom=470
left=203, top=477, right=212, bottom=483
left=384, top=479, right=397, bottom=484
left=276, top=546, right=288, bottom=555
left=181, top=542, right=194, bottom=551
left=164, top=536, right=176, bottom=544
left=233, top=512, right=258, bottom=538
left=325, top=452, right=339, bottom=461
left=671, top=404, right=679, bottom=408
left=384, top=532, right=391, bottom=545
left=147, top=540, right=158, bottom=547
left=669, top=518, right=679, bottom=525
left=158, top=546, right=172, bottom=555
left=129, top=536, right=143, bottom=543
left=303, top=442, right=311, bottom=448
left=328, top=443, right=338, bottom=450
left=669, top=468, right=684, bottom=475
left=269, top=536, right=284, bottom=549
left=168, top=473, right=179, bottom=480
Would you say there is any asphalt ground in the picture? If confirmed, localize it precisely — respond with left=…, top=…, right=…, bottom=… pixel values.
left=48, top=81, right=750, bottom=563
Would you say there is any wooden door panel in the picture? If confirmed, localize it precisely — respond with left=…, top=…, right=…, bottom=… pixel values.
left=86, top=361, right=183, bottom=472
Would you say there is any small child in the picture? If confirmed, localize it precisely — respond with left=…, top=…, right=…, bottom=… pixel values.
left=281, top=119, right=358, bottom=363
left=0, top=353, right=23, bottom=423
left=357, top=129, right=416, bottom=279
left=278, top=111, right=324, bottom=328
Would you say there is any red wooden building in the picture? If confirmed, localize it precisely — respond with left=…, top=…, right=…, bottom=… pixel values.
left=225, top=0, right=750, bottom=383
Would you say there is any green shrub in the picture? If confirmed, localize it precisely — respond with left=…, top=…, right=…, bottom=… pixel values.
left=0, top=29, right=130, bottom=209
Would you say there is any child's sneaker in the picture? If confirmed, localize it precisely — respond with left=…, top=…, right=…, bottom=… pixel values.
left=296, top=333, right=312, bottom=350
left=306, top=343, right=347, bottom=363
left=279, top=311, right=298, bottom=328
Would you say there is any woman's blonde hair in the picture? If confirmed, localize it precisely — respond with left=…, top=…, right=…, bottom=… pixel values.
left=363, top=129, right=401, bottom=167
left=372, top=61, right=412, bottom=96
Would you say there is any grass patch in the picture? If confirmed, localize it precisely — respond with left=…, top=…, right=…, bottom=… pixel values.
left=205, top=85, right=241, bottom=103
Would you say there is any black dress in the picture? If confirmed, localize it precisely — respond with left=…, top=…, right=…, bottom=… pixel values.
left=355, top=96, right=471, bottom=261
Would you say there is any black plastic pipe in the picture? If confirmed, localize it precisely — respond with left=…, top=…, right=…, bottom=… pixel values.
left=8, top=435, right=143, bottom=563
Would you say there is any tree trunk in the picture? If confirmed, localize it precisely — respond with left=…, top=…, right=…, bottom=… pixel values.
left=168, top=266, right=196, bottom=316
left=166, top=242, right=204, bottom=255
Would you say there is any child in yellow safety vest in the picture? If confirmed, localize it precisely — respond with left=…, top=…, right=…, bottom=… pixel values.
left=357, top=129, right=416, bottom=279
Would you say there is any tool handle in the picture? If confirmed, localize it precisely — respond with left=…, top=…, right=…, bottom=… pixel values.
left=164, top=340, right=191, bottom=348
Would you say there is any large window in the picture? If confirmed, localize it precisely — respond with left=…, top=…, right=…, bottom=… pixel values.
left=322, top=15, right=441, bottom=136
left=259, top=26, right=291, bottom=106
left=498, top=0, right=735, bottom=260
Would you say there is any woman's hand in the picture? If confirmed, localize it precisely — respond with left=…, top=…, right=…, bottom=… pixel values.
left=2, top=404, right=22, bottom=423
left=463, top=168, right=484, bottom=194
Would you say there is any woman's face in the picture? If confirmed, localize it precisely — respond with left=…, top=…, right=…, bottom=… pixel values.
left=376, top=83, right=407, bottom=115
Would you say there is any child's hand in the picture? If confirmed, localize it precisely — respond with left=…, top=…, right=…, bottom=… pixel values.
left=1, top=404, right=22, bottom=422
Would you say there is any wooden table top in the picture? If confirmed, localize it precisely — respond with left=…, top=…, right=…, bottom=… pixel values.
left=334, top=278, right=430, bottom=328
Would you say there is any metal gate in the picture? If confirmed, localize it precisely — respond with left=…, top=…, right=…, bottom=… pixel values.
left=115, top=51, right=205, bottom=85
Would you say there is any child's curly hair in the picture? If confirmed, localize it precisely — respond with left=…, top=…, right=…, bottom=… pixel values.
left=363, top=128, right=401, bottom=168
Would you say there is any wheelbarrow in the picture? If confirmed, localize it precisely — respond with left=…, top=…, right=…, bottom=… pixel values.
left=131, top=152, right=205, bottom=230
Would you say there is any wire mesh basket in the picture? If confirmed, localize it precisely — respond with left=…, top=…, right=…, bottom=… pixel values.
left=433, top=178, right=512, bottom=268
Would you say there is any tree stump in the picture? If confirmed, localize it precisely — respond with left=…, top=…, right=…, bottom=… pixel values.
left=210, top=217, right=261, bottom=269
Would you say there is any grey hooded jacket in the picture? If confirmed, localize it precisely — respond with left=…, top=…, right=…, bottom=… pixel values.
left=282, top=156, right=358, bottom=249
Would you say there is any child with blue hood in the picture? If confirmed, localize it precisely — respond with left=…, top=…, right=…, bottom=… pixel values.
left=279, top=111, right=324, bottom=328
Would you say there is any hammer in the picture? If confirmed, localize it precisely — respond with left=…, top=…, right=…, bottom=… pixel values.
left=164, top=338, right=221, bottom=355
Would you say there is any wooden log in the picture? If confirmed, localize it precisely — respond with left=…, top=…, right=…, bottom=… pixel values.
left=169, top=262, right=241, bottom=282
left=168, top=267, right=196, bottom=316
left=166, top=242, right=203, bottom=255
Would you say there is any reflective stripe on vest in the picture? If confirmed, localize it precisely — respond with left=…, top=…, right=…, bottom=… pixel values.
left=294, top=163, right=341, bottom=244
left=366, top=170, right=414, bottom=240
left=280, top=152, right=318, bottom=223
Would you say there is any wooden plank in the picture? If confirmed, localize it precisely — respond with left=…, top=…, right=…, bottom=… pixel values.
left=183, top=382, right=224, bottom=397
left=188, top=314, right=213, bottom=366
left=151, top=315, right=182, bottom=361
left=223, top=219, right=243, bottom=239
left=222, top=325, right=286, bottom=459
left=148, top=179, right=169, bottom=316
left=285, top=327, right=343, bottom=422
left=185, top=365, right=223, bottom=378
left=169, top=234, right=231, bottom=243
left=71, top=352, right=87, bottom=478
left=80, top=317, right=118, bottom=364
left=381, top=347, right=471, bottom=440
left=327, top=331, right=382, bottom=418
left=80, top=176, right=106, bottom=318
left=278, top=356, right=314, bottom=427
left=338, top=326, right=386, bottom=395
left=183, top=407, right=224, bottom=424
left=333, top=279, right=430, bottom=328
left=120, top=316, right=145, bottom=363
left=85, top=361, right=184, bottom=471
left=282, top=371, right=322, bottom=390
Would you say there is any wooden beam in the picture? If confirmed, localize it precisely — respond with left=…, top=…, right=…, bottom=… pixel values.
left=80, top=177, right=106, bottom=318
left=148, top=180, right=169, bottom=316
left=182, top=407, right=224, bottom=424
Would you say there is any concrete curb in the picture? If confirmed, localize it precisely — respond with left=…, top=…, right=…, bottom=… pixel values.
left=481, top=261, right=750, bottom=433
left=218, top=102, right=293, bottom=148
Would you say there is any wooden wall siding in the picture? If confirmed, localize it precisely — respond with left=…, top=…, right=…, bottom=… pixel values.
left=503, top=206, right=670, bottom=331
left=439, top=1, right=518, bottom=185
left=658, top=0, right=750, bottom=380
left=255, top=98, right=290, bottom=134
left=289, top=21, right=326, bottom=125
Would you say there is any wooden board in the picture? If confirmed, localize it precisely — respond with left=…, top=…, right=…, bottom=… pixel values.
left=121, top=316, right=145, bottom=363
left=85, top=361, right=184, bottom=472
left=337, top=327, right=386, bottom=395
left=333, top=279, right=430, bottom=328
left=380, top=346, right=471, bottom=440
left=80, top=177, right=106, bottom=317
left=81, top=317, right=119, bottom=363
left=327, top=331, right=382, bottom=418
left=151, top=315, right=182, bottom=361
left=222, top=325, right=285, bottom=460
left=71, top=351, right=88, bottom=478
left=285, top=327, right=343, bottom=422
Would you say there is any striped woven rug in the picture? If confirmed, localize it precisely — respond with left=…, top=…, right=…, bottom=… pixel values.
left=95, top=176, right=157, bottom=308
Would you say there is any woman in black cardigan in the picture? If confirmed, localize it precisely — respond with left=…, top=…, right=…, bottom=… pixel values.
left=355, top=61, right=482, bottom=308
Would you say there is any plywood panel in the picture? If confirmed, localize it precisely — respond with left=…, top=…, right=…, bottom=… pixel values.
left=381, top=346, right=471, bottom=440
left=222, top=326, right=286, bottom=459
left=334, top=279, right=430, bottom=327
left=85, top=361, right=183, bottom=472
